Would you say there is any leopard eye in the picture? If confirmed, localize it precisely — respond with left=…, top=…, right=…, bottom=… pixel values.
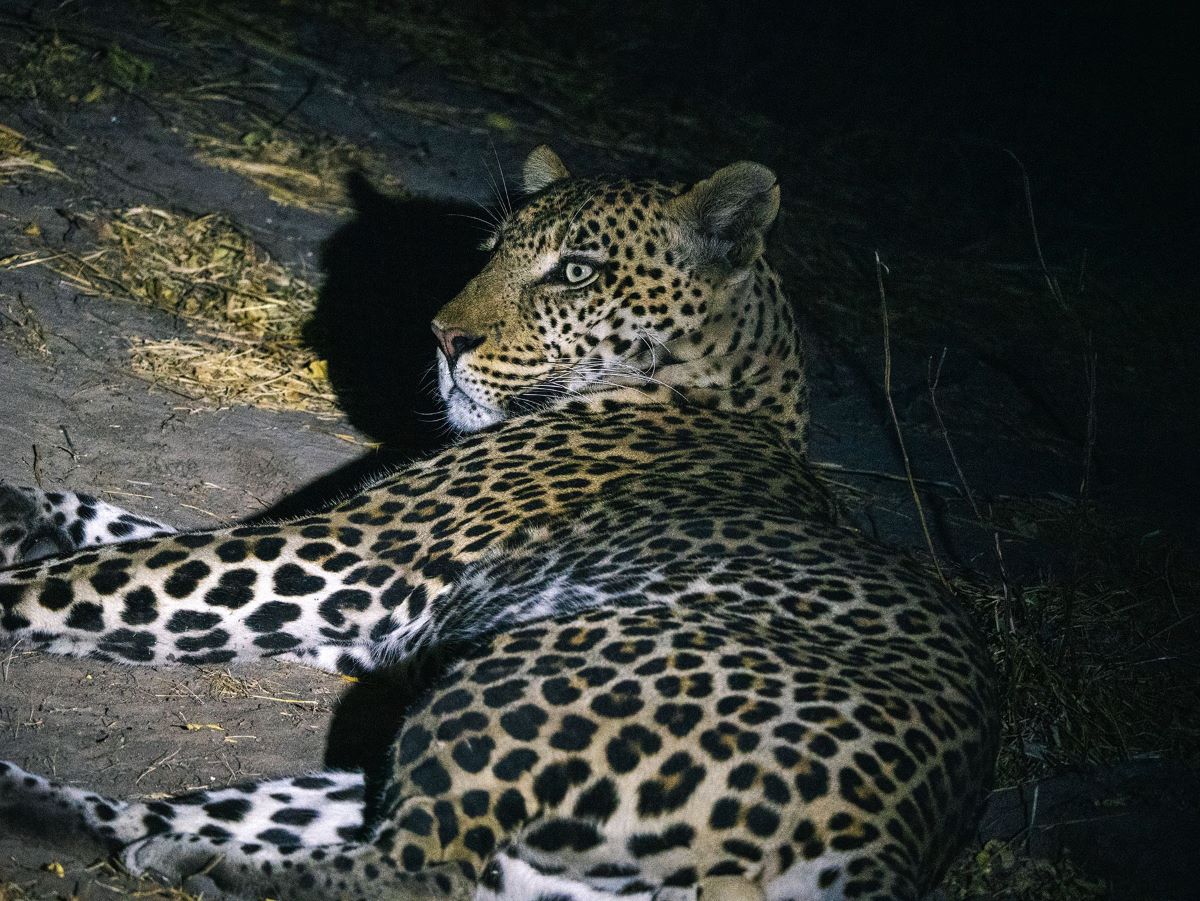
left=563, top=261, right=596, bottom=286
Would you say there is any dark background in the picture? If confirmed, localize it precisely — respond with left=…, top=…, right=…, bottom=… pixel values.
left=469, top=1, right=1197, bottom=238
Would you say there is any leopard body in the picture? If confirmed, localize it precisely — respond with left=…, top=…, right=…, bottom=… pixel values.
left=0, top=147, right=997, bottom=900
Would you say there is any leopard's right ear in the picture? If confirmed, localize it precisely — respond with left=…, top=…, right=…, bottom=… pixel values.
left=523, top=145, right=571, bottom=194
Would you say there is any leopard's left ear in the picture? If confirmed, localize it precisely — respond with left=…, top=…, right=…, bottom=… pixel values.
left=668, top=162, right=779, bottom=270
left=523, top=145, right=571, bottom=194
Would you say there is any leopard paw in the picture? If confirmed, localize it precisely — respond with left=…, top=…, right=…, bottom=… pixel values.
left=0, top=484, right=74, bottom=566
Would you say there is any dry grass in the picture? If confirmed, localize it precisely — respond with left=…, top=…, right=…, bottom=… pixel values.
left=196, top=667, right=337, bottom=711
left=0, top=294, right=50, bottom=356
left=0, top=124, right=61, bottom=184
left=128, top=337, right=331, bottom=412
left=0, top=35, right=153, bottom=106
left=145, top=0, right=718, bottom=164
left=0, top=34, right=93, bottom=104
left=193, top=122, right=403, bottom=212
left=11, top=207, right=336, bottom=414
left=81, top=207, right=315, bottom=341
left=198, top=667, right=263, bottom=700
left=0, top=864, right=205, bottom=901
left=948, top=500, right=1200, bottom=785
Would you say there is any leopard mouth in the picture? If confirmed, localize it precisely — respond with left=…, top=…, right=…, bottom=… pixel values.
left=437, top=357, right=506, bottom=431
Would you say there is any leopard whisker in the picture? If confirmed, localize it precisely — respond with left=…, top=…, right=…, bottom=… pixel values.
left=448, top=212, right=503, bottom=234
left=491, top=140, right=513, bottom=218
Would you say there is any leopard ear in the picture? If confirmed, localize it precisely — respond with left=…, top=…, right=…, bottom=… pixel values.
left=522, top=145, right=571, bottom=193
left=668, top=162, right=780, bottom=270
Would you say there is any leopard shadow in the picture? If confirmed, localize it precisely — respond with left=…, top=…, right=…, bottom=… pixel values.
left=258, top=174, right=489, bottom=521
left=268, top=177, right=493, bottom=774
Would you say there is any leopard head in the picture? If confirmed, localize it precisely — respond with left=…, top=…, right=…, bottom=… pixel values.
left=431, top=146, right=808, bottom=449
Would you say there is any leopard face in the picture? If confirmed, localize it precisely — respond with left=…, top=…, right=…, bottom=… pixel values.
left=432, top=146, right=808, bottom=445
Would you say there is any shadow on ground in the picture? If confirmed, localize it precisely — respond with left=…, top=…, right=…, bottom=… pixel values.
left=259, top=178, right=486, bottom=520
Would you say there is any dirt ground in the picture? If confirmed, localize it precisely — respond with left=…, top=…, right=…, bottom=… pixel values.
left=1, top=2, right=1197, bottom=899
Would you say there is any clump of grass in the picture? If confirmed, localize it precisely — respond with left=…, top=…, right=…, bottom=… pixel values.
left=0, top=34, right=92, bottom=104
left=104, top=42, right=155, bottom=91
left=941, top=840, right=1107, bottom=900
left=0, top=124, right=62, bottom=184
left=28, top=207, right=335, bottom=414
left=0, top=35, right=153, bottom=106
left=194, top=122, right=403, bottom=212
left=0, top=294, right=51, bottom=356
left=950, top=500, right=1200, bottom=784
left=81, top=207, right=315, bottom=341
left=129, top=338, right=331, bottom=413
left=198, top=667, right=262, bottom=699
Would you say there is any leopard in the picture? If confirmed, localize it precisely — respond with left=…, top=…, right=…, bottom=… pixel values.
left=0, top=146, right=998, bottom=901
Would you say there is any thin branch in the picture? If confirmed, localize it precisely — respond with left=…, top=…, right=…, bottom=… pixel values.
left=1079, top=340, right=1098, bottom=501
left=1005, top=149, right=1066, bottom=310
left=927, top=348, right=984, bottom=523
left=875, top=252, right=946, bottom=587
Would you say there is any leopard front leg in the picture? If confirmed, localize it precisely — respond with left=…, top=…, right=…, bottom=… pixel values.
left=0, top=514, right=444, bottom=674
left=0, top=484, right=174, bottom=566
left=1, top=437, right=578, bottom=672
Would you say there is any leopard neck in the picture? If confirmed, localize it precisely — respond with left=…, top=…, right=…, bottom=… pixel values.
left=647, top=262, right=811, bottom=455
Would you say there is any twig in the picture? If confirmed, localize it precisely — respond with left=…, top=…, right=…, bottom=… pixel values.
left=30, top=443, right=44, bottom=488
left=926, top=348, right=984, bottom=522
left=2, top=639, right=25, bottom=682
left=1005, top=149, right=1066, bottom=310
left=875, top=252, right=946, bottom=586
left=269, top=74, right=318, bottom=130
left=101, top=488, right=155, bottom=501
left=1025, top=783, right=1040, bottom=852
left=1079, top=340, right=1098, bottom=501
left=994, top=533, right=1017, bottom=634
left=179, top=503, right=222, bottom=520
left=810, top=459, right=962, bottom=493
left=249, top=694, right=318, bottom=706
left=927, top=348, right=1022, bottom=623
left=134, top=747, right=181, bottom=784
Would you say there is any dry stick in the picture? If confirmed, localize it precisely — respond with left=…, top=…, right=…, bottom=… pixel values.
left=875, top=252, right=947, bottom=587
left=1008, top=152, right=1100, bottom=662
left=1061, top=342, right=1100, bottom=664
left=811, top=459, right=963, bottom=493
left=928, top=349, right=1019, bottom=633
left=30, top=443, right=44, bottom=488
left=926, top=348, right=983, bottom=522
left=1005, top=149, right=1066, bottom=310
left=1079, top=342, right=1099, bottom=501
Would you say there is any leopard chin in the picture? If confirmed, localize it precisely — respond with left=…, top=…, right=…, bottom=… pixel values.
left=436, top=352, right=506, bottom=432
left=443, top=384, right=505, bottom=432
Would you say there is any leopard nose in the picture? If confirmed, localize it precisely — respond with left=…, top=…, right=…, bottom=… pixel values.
left=431, top=323, right=486, bottom=364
